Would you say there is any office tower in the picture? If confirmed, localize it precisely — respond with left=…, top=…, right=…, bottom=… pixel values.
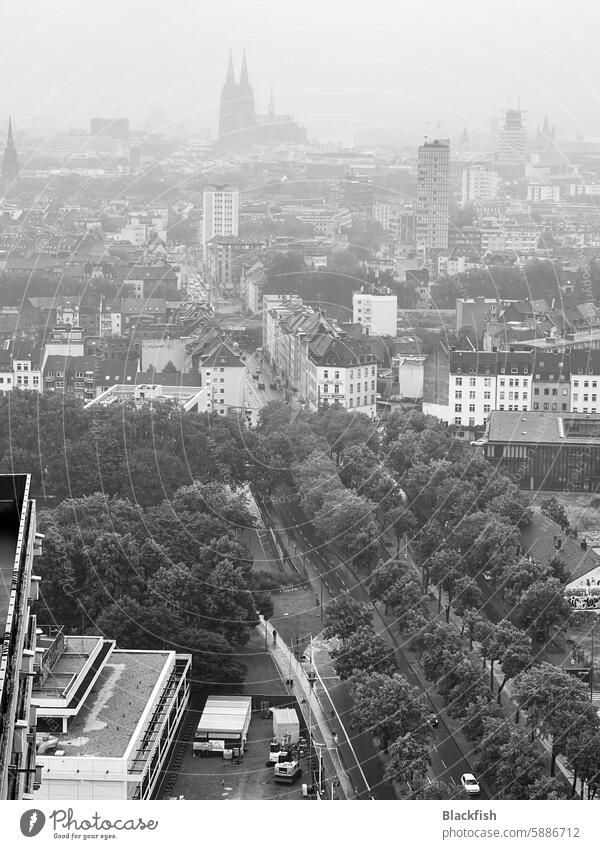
left=202, top=185, right=239, bottom=256
left=416, top=138, right=450, bottom=251
left=461, top=163, right=499, bottom=204
left=497, top=107, right=527, bottom=179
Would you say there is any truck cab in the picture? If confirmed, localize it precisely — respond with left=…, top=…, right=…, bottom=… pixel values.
left=274, top=761, right=302, bottom=783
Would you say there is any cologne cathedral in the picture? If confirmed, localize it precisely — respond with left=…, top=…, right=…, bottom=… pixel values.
left=217, top=51, right=307, bottom=148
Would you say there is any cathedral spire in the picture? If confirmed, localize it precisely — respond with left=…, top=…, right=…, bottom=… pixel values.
left=2, top=115, right=19, bottom=187
left=240, top=49, right=250, bottom=90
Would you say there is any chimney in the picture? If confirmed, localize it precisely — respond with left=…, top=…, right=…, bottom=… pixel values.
left=581, top=537, right=588, bottom=551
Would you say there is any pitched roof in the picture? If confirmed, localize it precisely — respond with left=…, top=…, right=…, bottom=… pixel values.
left=519, top=510, right=600, bottom=584
left=200, top=341, right=244, bottom=369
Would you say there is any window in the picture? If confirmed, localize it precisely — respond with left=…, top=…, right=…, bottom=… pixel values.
left=455, top=391, right=462, bottom=399
left=220, top=388, right=225, bottom=393
left=364, top=396, right=368, bottom=406
left=544, top=388, right=549, bottom=395
left=543, top=403, right=549, bottom=410
left=334, top=384, right=340, bottom=394
left=469, top=391, right=476, bottom=399
left=574, top=380, right=579, bottom=387
left=584, top=395, right=589, bottom=402
left=455, top=377, right=462, bottom=385
left=500, top=379, right=505, bottom=387
left=454, top=417, right=461, bottom=425
left=484, top=378, right=491, bottom=387
left=220, top=367, right=225, bottom=373
left=323, top=384, right=328, bottom=393
left=371, top=381, right=375, bottom=390
left=523, top=392, right=528, bottom=399
left=574, top=394, right=579, bottom=401
left=76, top=371, right=83, bottom=379
left=349, top=398, right=353, bottom=407
left=484, top=391, right=491, bottom=400
left=335, top=370, right=340, bottom=379
left=469, top=417, right=475, bottom=427
left=509, top=379, right=514, bottom=387
left=585, top=381, right=589, bottom=388
left=371, top=394, right=375, bottom=404
left=455, top=404, right=462, bottom=412
left=499, top=392, right=505, bottom=400
left=534, top=402, right=539, bottom=410
left=371, top=367, right=375, bottom=376
left=534, top=388, right=539, bottom=395
left=483, top=404, right=490, bottom=413
left=523, top=379, right=528, bottom=387
left=350, top=384, right=354, bottom=394
left=470, top=378, right=476, bottom=387
left=469, top=404, right=475, bottom=412
left=364, top=368, right=368, bottom=377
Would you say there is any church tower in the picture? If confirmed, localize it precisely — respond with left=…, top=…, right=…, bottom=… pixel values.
left=2, top=117, right=20, bottom=187
left=218, top=51, right=240, bottom=142
left=237, top=49, right=256, bottom=133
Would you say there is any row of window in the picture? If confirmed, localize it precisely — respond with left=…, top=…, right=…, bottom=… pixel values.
left=348, top=395, right=376, bottom=408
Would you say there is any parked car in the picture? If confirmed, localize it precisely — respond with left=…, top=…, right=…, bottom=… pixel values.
left=460, top=773, right=480, bottom=795
left=427, top=712, right=439, bottom=728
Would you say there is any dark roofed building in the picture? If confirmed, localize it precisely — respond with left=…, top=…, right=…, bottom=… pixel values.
left=484, top=410, right=600, bottom=492
left=518, top=509, right=600, bottom=588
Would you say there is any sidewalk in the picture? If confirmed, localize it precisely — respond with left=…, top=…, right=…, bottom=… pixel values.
left=258, top=616, right=354, bottom=800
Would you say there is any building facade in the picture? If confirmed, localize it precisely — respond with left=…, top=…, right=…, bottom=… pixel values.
left=416, top=138, right=450, bottom=251
left=0, top=474, right=42, bottom=799
left=201, top=186, right=239, bottom=258
left=352, top=291, right=397, bottom=337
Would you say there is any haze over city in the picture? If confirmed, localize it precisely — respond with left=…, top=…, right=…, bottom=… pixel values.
left=1, top=0, right=599, bottom=141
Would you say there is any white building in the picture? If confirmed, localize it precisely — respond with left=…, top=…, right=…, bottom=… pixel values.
left=197, top=340, right=246, bottom=418
left=201, top=185, right=239, bottom=258
left=394, top=355, right=426, bottom=399
left=43, top=326, right=86, bottom=359
left=12, top=348, right=43, bottom=393
left=416, top=138, right=450, bottom=251
left=307, top=337, right=378, bottom=417
left=461, top=163, right=499, bottom=204
left=527, top=184, right=560, bottom=203
left=32, top=632, right=190, bottom=800
left=352, top=291, right=397, bottom=337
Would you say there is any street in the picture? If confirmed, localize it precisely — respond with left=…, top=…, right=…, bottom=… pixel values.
left=263, top=497, right=486, bottom=799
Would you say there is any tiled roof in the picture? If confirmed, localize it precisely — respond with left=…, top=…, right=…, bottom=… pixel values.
left=519, top=510, right=600, bottom=584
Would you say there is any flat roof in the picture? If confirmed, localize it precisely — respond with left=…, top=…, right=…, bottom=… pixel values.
left=45, top=651, right=171, bottom=759
left=0, top=475, right=29, bottom=662
left=487, top=411, right=600, bottom=445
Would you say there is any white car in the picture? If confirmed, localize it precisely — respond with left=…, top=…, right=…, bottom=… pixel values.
left=461, top=773, right=480, bottom=795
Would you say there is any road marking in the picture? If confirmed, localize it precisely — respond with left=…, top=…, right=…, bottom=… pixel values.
left=440, top=759, right=447, bottom=768
left=426, top=776, right=432, bottom=785
left=450, top=777, right=456, bottom=785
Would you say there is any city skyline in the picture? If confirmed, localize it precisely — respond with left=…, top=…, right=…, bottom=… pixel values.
left=0, top=0, right=598, bottom=141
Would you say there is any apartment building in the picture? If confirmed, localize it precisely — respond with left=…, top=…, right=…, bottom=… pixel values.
left=570, top=351, right=600, bottom=414
left=201, top=185, right=239, bottom=257
left=263, top=294, right=378, bottom=416
left=461, top=163, right=499, bottom=205
left=352, top=290, right=397, bottom=337
left=531, top=353, right=570, bottom=412
left=240, top=258, right=266, bottom=314
left=423, top=347, right=532, bottom=427
left=196, top=340, right=246, bottom=417
left=416, top=138, right=450, bottom=251
left=307, top=335, right=378, bottom=416
left=456, top=297, right=515, bottom=342
left=0, top=474, right=42, bottom=799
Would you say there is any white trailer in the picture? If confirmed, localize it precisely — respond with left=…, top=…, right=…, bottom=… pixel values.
left=272, top=707, right=300, bottom=744
left=193, top=696, right=252, bottom=755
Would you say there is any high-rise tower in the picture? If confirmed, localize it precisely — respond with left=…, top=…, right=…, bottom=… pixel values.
left=497, top=107, right=527, bottom=179
left=2, top=117, right=20, bottom=187
left=416, top=138, right=450, bottom=252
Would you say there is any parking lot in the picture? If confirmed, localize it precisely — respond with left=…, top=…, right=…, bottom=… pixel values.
left=168, top=712, right=308, bottom=800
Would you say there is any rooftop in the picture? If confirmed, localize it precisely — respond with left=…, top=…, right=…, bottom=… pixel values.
left=519, top=510, right=600, bottom=586
left=39, top=650, right=171, bottom=759
left=487, top=411, right=600, bottom=444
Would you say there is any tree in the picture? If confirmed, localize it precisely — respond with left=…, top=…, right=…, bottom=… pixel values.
left=497, top=635, right=532, bottom=703
left=528, top=776, right=569, bottom=800
left=351, top=671, right=428, bottom=751
left=564, top=728, right=600, bottom=799
left=323, top=595, right=373, bottom=641
left=421, top=623, right=463, bottom=681
left=314, top=489, right=379, bottom=569
left=541, top=497, right=571, bottom=533
left=440, top=658, right=488, bottom=718
left=475, top=717, right=515, bottom=786
left=494, top=734, right=545, bottom=799
left=463, top=696, right=504, bottom=741
left=383, top=504, right=417, bottom=553
left=369, top=559, right=408, bottom=611
left=516, top=578, right=571, bottom=643
left=384, top=733, right=432, bottom=790
left=412, top=781, right=459, bottom=800
left=331, top=626, right=397, bottom=681
left=515, top=664, right=599, bottom=775
left=481, top=620, right=531, bottom=693
left=452, top=576, right=483, bottom=619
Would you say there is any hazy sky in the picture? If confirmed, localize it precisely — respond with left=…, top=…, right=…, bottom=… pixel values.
left=1, top=0, right=599, bottom=140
